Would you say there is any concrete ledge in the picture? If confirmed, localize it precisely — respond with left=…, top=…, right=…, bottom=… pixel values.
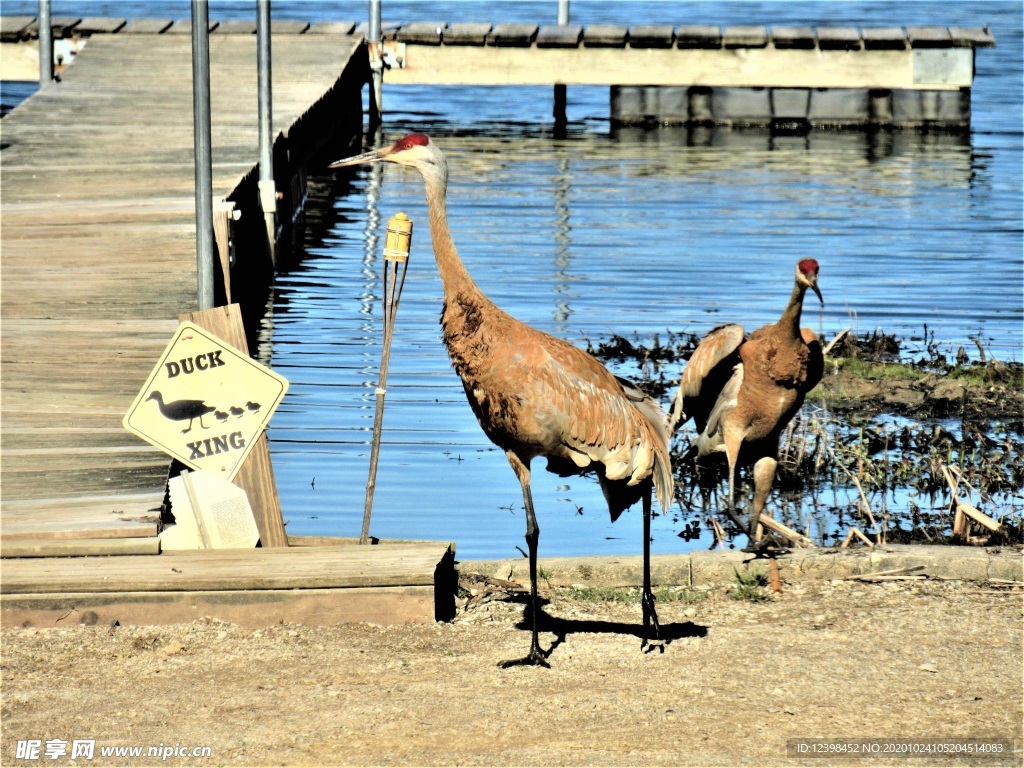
left=463, top=545, right=1022, bottom=588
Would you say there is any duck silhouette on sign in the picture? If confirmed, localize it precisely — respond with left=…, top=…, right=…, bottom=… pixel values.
left=229, top=405, right=245, bottom=419
left=245, top=401, right=261, bottom=414
left=147, top=391, right=217, bottom=433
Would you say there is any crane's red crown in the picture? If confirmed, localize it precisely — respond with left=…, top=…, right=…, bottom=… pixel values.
left=798, top=258, right=819, bottom=277
left=394, top=133, right=430, bottom=151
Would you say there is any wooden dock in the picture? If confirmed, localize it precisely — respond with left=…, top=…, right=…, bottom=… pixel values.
left=2, top=18, right=995, bottom=128
left=0, top=25, right=459, bottom=629
left=2, top=30, right=363, bottom=533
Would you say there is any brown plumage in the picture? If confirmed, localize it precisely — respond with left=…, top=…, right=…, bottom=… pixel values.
left=331, top=133, right=672, bottom=665
left=669, top=260, right=824, bottom=548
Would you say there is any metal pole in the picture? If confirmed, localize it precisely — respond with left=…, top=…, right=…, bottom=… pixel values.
left=553, top=0, right=569, bottom=132
left=557, top=0, right=570, bottom=25
left=38, top=0, right=53, bottom=85
left=191, top=0, right=215, bottom=310
left=367, top=0, right=383, bottom=127
left=256, top=0, right=277, bottom=264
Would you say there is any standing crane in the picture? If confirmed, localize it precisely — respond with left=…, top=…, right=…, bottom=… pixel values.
left=331, top=134, right=673, bottom=666
left=668, top=259, right=824, bottom=550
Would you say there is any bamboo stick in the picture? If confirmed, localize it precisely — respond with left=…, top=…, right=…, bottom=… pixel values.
left=758, top=514, right=814, bottom=548
left=361, top=213, right=413, bottom=545
left=959, top=502, right=1003, bottom=532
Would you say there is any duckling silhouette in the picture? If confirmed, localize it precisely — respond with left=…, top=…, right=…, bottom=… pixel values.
left=147, top=391, right=216, bottom=433
left=214, top=410, right=230, bottom=423
left=229, top=405, right=245, bottom=419
left=245, top=401, right=261, bottom=414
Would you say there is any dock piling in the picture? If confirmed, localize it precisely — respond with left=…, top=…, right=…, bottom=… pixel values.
left=191, top=0, right=215, bottom=310
left=37, top=0, right=52, bottom=84
left=367, top=0, right=383, bottom=127
left=553, top=0, right=569, bottom=131
left=257, top=0, right=277, bottom=265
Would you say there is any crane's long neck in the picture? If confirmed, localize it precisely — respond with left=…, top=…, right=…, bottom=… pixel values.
left=777, top=280, right=808, bottom=341
left=421, top=164, right=483, bottom=300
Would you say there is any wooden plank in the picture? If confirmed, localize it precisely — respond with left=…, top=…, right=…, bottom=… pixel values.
left=907, top=26, right=953, bottom=48
left=442, top=22, right=491, bottom=45
left=0, top=543, right=454, bottom=594
left=816, top=26, right=862, bottom=50
left=306, top=21, right=356, bottom=35
left=582, top=24, right=627, bottom=48
left=1, top=585, right=439, bottom=627
left=165, top=19, right=219, bottom=34
left=676, top=25, right=721, bottom=49
left=0, top=16, right=35, bottom=41
left=772, top=26, right=816, bottom=49
left=862, top=26, right=907, bottom=50
left=398, top=22, right=445, bottom=45
left=353, top=20, right=400, bottom=38
left=120, top=18, right=173, bottom=34
left=74, top=17, right=127, bottom=35
left=948, top=27, right=996, bottom=48
left=216, top=19, right=256, bottom=34
left=1, top=492, right=164, bottom=541
left=628, top=25, right=674, bottom=49
left=724, top=25, right=768, bottom=48
left=488, top=23, right=538, bottom=47
left=272, top=20, right=310, bottom=35
left=536, top=24, right=582, bottom=49
left=1, top=537, right=161, bottom=558
left=178, top=304, right=289, bottom=548
left=381, top=45, right=966, bottom=89
left=25, top=16, right=82, bottom=37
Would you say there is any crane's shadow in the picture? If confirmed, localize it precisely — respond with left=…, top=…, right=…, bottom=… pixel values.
left=505, top=594, right=708, bottom=661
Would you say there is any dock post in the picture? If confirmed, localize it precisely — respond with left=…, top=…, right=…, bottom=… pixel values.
left=256, top=0, right=277, bottom=265
left=553, top=0, right=569, bottom=132
left=191, top=0, right=215, bottom=310
left=367, top=0, right=383, bottom=128
left=37, top=0, right=53, bottom=85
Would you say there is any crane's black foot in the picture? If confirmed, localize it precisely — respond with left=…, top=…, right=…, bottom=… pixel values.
left=640, top=589, right=664, bottom=653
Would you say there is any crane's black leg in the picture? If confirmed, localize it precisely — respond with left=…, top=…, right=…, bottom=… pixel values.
left=500, top=452, right=550, bottom=668
left=641, top=482, right=661, bottom=651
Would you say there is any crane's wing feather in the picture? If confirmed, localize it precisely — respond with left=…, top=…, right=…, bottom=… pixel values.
left=801, top=327, right=824, bottom=393
left=525, top=337, right=673, bottom=517
left=695, top=363, right=743, bottom=457
left=669, top=324, right=744, bottom=433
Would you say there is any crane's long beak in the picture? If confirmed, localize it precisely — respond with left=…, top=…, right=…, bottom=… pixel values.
left=812, top=283, right=824, bottom=306
left=329, top=146, right=392, bottom=168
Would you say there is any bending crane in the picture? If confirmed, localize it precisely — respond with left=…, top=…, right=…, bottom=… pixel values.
left=331, top=134, right=673, bottom=665
left=669, top=259, right=824, bottom=548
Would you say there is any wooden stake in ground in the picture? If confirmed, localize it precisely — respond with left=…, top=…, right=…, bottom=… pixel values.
left=361, top=213, right=413, bottom=545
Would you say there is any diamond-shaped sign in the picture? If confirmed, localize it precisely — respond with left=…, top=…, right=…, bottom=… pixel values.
left=123, top=322, right=288, bottom=480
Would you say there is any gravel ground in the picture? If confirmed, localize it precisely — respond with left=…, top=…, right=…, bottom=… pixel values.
left=2, top=576, right=1021, bottom=767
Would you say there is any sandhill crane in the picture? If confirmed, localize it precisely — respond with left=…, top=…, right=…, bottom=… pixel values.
left=147, top=391, right=216, bottom=434
left=331, top=133, right=673, bottom=666
left=669, top=259, right=824, bottom=549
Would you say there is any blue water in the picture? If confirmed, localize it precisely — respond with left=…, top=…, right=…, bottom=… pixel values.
left=4, top=2, right=1022, bottom=558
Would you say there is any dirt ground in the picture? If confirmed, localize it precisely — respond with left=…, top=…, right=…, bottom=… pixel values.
left=2, top=575, right=1021, bottom=767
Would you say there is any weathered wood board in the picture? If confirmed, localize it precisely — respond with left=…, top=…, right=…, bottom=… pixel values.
left=1, top=542, right=456, bottom=627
